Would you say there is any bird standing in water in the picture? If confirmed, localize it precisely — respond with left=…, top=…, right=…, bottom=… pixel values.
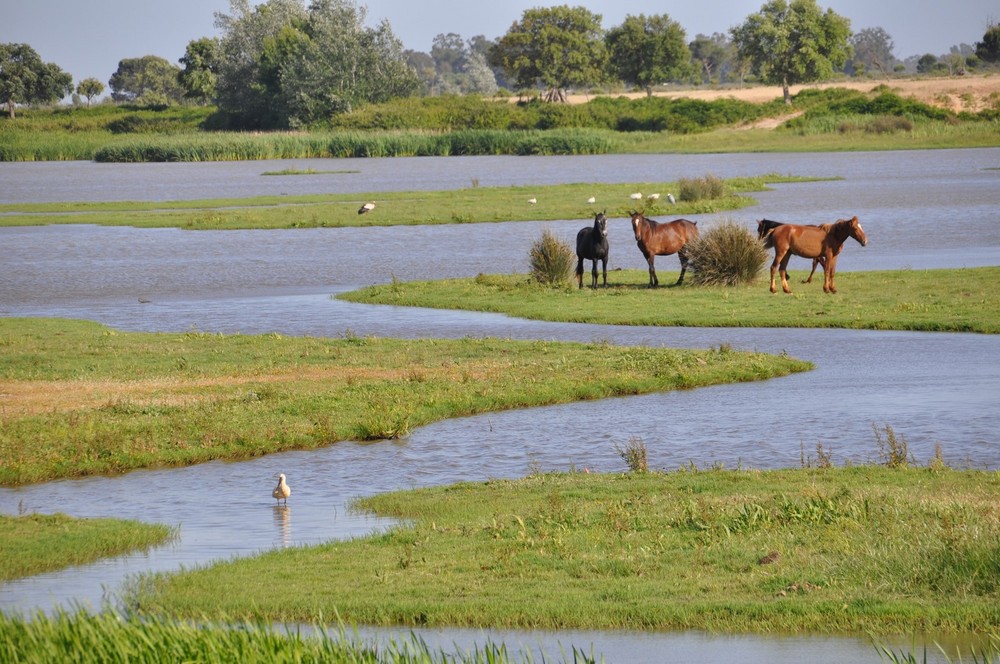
left=272, top=473, right=291, bottom=506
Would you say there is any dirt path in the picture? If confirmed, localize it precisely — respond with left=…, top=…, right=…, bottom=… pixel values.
left=567, top=74, right=1000, bottom=114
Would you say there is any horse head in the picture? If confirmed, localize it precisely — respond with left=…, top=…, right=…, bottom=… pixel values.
left=846, top=216, right=867, bottom=246
left=594, top=210, right=608, bottom=238
left=629, top=211, right=645, bottom=242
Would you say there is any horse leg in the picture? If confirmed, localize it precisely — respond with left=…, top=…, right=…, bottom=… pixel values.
left=779, top=253, right=793, bottom=294
left=769, top=250, right=785, bottom=293
left=675, top=250, right=689, bottom=286
left=591, top=259, right=598, bottom=289
left=804, top=258, right=820, bottom=284
left=824, top=256, right=838, bottom=293
left=647, top=255, right=658, bottom=288
left=600, top=256, right=607, bottom=287
left=576, top=257, right=584, bottom=289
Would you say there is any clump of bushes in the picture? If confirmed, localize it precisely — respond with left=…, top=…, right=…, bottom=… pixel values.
left=678, top=173, right=725, bottom=202
left=686, top=221, right=769, bottom=286
left=529, top=229, right=575, bottom=285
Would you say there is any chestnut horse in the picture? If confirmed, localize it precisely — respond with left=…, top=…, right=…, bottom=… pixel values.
left=764, top=216, right=867, bottom=294
left=757, top=219, right=823, bottom=284
left=576, top=210, right=609, bottom=288
left=629, top=211, right=698, bottom=287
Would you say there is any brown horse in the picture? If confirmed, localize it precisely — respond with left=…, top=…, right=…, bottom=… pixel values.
left=764, top=216, right=867, bottom=294
left=756, top=219, right=823, bottom=284
left=629, top=211, right=699, bottom=287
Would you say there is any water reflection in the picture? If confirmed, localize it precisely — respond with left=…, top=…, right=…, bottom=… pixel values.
left=273, top=506, right=292, bottom=548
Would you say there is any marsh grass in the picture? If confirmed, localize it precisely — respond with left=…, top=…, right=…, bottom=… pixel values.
left=614, top=437, right=648, bottom=473
left=339, top=266, right=1000, bottom=334
left=0, top=513, right=174, bottom=581
left=0, top=610, right=589, bottom=664
left=529, top=230, right=575, bottom=285
left=133, top=465, right=1000, bottom=635
left=0, top=175, right=814, bottom=230
left=0, top=318, right=809, bottom=485
left=685, top=220, right=770, bottom=286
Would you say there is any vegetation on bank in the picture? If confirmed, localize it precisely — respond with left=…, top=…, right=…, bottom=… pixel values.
left=0, top=318, right=809, bottom=486
left=132, top=465, right=1000, bottom=635
left=0, top=175, right=818, bottom=230
left=339, top=266, right=1000, bottom=335
left=1, top=86, right=997, bottom=162
left=0, top=513, right=174, bottom=581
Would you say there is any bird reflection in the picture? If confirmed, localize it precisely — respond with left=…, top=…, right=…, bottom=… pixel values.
left=273, top=505, right=292, bottom=548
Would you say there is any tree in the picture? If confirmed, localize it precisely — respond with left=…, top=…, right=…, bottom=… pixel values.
left=0, top=43, right=73, bottom=119
left=689, top=33, right=732, bottom=85
left=109, top=55, right=184, bottom=104
left=975, top=22, right=1000, bottom=63
left=605, top=14, right=691, bottom=95
left=431, top=33, right=466, bottom=75
left=850, top=27, right=895, bottom=76
left=489, top=6, right=606, bottom=102
left=179, top=37, right=221, bottom=104
left=916, top=53, right=939, bottom=74
left=731, top=0, right=852, bottom=104
left=76, top=77, right=105, bottom=106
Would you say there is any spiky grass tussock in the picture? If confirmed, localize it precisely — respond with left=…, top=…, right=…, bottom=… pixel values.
left=686, top=221, right=770, bottom=286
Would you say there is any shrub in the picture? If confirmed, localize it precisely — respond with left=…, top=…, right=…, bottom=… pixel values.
left=615, top=437, right=648, bottom=472
left=529, top=229, right=575, bottom=286
left=686, top=221, right=769, bottom=286
left=678, top=173, right=725, bottom=202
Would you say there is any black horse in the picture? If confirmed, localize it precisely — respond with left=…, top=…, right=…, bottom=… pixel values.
left=576, top=211, right=609, bottom=288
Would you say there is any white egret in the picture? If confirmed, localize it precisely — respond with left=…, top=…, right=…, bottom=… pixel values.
left=358, top=201, right=376, bottom=215
left=587, top=196, right=596, bottom=204
left=647, top=193, right=660, bottom=201
left=629, top=192, right=642, bottom=200
left=528, top=198, right=537, bottom=204
left=667, top=193, right=676, bottom=204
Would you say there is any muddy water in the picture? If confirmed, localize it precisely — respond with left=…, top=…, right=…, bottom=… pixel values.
left=1, top=150, right=998, bottom=662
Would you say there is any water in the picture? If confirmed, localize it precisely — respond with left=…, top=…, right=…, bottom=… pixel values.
left=1, top=150, right=999, bottom=662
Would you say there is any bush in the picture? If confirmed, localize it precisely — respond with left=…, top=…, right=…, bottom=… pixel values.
left=678, top=173, right=725, bottom=202
left=686, top=221, right=769, bottom=286
left=529, top=229, right=575, bottom=286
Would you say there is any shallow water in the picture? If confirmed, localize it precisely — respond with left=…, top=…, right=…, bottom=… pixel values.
left=1, top=150, right=998, bottom=662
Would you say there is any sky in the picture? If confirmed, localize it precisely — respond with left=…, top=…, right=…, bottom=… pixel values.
left=3, top=0, right=996, bottom=99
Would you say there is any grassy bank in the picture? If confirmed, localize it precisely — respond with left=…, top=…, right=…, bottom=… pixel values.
left=0, top=513, right=174, bottom=581
left=339, top=267, right=1000, bottom=334
left=0, top=318, right=809, bottom=486
left=0, top=175, right=820, bottom=230
left=132, top=465, right=1000, bottom=635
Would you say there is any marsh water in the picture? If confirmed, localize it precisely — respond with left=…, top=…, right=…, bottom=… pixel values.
left=1, top=149, right=999, bottom=662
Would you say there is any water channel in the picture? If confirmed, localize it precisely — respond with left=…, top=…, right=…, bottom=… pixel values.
left=1, top=149, right=998, bottom=662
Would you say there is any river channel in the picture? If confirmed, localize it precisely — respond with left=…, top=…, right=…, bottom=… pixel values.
left=1, top=149, right=998, bottom=662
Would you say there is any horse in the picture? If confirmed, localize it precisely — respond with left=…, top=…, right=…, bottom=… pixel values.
left=764, top=215, right=867, bottom=294
left=757, top=219, right=823, bottom=284
left=576, top=210, right=609, bottom=288
left=629, top=211, right=699, bottom=287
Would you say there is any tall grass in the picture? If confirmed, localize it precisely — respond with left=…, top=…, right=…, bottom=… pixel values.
left=528, top=229, right=576, bottom=286
left=685, top=220, right=770, bottom=286
left=0, top=610, right=599, bottom=664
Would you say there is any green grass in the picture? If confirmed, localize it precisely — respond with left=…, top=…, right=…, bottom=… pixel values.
left=0, top=610, right=581, bottom=664
left=338, top=267, right=1000, bottom=334
left=131, top=465, right=1000, bottom=635
left=0, top=175, right=819, bottom=230
left=0, top=513, right=174, bottom=581
left=0, top=317, right=809, bottom=486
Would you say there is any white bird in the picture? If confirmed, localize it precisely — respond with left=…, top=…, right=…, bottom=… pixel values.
left=358, top=201, right=376, bottom=215
left=647, top=193, right=660, bottom=201
left=629, top=192, right=642, bottom=200
left=272, top=473, right=291, bottom=506
left=587, top=196, right=596, bottom=204
left=528, top=198, right=537, bottom=204
left=667, top=193, right=676, bottom=205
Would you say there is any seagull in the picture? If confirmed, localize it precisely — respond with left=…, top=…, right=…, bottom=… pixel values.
left=587, top=196, right=596, bottom=204
left=357, top=201, right=376, bottom=215
left=629, top=192, right=642, bottom=200
left=647, top=193, right=660, bottom=201
left=528, top=198, right=537, bottom=204
left=667, top=193, right=676, bottom=205
left=272, top=473, right=291, bottom=506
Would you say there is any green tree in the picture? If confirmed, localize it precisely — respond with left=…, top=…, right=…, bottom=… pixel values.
left=605, top=14, right=691, bottom=95
left=109, top=55, right=184, bottom=104
left=850, top=27, right=895, bottom=76
left=0, top=43, right=73, bottom=119
left=916, top=53, right=939, bottom=73
left=975, top=22, right=1000, bottom=63
left=731, top=0, right=852, bottom=104
left=179, top=37, right=221, bottom=104
left=489, top=5, right=606, bottom=102
left=689, top=33, right=732, bottom=85
left=75, top=77, right=105, bottom=106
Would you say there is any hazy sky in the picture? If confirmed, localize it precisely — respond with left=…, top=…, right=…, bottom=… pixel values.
left=3, top=0, right=995, bottom=95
